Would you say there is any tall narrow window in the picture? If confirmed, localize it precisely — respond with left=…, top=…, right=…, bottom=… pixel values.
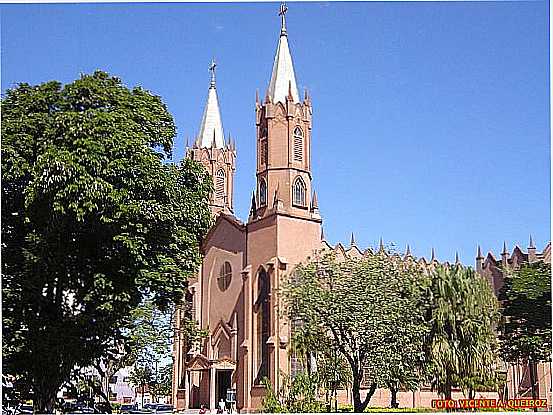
left=259, top=179, right=267, bottom=207
left=293, top=126, right=303, bottom=162
left=255, top=268, right=270, bottom=383
left=292, top=177, right=306, bottom=207
left=215, top=169, right=226, bottom=201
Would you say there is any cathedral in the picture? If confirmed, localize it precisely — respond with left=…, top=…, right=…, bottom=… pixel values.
left=171, top=5, right=551, bottom=412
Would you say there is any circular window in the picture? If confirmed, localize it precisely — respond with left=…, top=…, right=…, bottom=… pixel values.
left=218, top=262, right=232, bottom=291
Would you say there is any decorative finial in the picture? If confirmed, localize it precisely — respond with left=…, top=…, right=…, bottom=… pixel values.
left=211, top=130, right=217, bottom=149
left=311, top=190, right=319, bottom=210
left=529, top=234, right=535, bottom=249
left=287, top=80, right=293, bottom=100
left=350, top=232, right=356, bottom=247
left=209, top=58, right=217, bottom=88
left=477, top=245, right=483, bottom=259
left=249, top=191, right=257, bottom=217
left=278, top=2, right=288, bottom=36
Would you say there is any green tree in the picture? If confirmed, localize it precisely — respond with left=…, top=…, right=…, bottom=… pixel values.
left=499, top=261, right=552, bottom=402
left=129, top=365, right=154, bottom=407
left=424, top=265, right=500, bottom=400
left=283, top=251, right=427, bottom=412
left=1, top=71, right=212, bottom=412
left=289, top=322, right=352, bottom=411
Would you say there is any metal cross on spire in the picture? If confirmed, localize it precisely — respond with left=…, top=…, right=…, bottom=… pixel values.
left=278, top=2, right=288, bottom=36
left=209, top=58, right=217, bottom=88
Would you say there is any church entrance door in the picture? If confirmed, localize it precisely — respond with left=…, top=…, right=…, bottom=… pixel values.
left=216, top=370, right=232, bottom=408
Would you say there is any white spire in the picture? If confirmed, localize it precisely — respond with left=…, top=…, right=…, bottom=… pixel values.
left=267, top=3, right=299, bottom=104
left=197, top=59, right=224, bottom=148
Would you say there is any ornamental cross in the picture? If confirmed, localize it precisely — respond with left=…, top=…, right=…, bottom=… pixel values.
left=278, top=2, right=288, bottom=34
left=209, top=59, right=217, bottom=86
left=278, top=2, right=288, bottom=17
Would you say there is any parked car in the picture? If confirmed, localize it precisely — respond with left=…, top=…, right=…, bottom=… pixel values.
left=119, top=404, right=137, bottom=414
left=15, top=405, right=33, bottom=415
left=153, top=405, right=173, bottom=414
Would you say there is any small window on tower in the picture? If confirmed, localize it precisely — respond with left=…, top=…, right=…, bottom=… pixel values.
left=292, top=176, right=306, bottom=207
left=293, top=126, right=303, bottom=162
left=259, top=179, right=267, bottom=206
left=215, top=169, right=226, bottom=201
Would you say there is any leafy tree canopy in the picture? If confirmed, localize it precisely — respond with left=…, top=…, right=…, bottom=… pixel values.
left=283, top=251, right=428, bottom=412
left=2, top=71, right=212, bottom=411
left=500, top=261, right=551, bottom=363
left=424, top=265, right=500, bottom=399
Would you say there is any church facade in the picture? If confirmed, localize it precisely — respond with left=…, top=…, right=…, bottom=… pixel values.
left=172, top=5, right=551, bottom=412
left=172, top=7, right=323, bottom=412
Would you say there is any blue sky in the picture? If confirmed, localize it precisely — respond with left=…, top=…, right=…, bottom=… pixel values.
left=1, top=1, right=550, bottom=265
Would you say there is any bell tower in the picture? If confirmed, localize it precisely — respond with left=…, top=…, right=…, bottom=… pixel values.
left=187, top=60, right=236, bottom=216
left=249, top=3, right=320, bottom=223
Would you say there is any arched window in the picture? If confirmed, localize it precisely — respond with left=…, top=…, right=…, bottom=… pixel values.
left=293, top=126, right=303, bottom=162
left=259, top=179, right=267, bottom=207
left=255, top=268, right=270, bottom=383
left=215, top=169, right=226, bottom=201
left=292, top=176, right=306, bottom=207
left=218, top=261, right=232, bottom=291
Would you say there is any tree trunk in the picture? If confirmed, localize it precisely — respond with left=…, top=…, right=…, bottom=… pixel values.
left=529, top=360, right=537, bottom=412
left=34, top=385, right=57, bottom=413
left=443, top=379, right=452, bottom=413
left=390, top=386, right=399, bottom=409
left=352, top=375, right=376, bottom=413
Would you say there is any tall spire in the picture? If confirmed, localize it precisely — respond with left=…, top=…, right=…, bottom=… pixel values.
left=455, top=252, right=460, bottom=265
left=529, top=234, right=535, bottom=249
left=268, top=3, right=299, bottom=103
left=197, top=59, right=225, bottom=148
left=350, top=232, right=356, bottom=247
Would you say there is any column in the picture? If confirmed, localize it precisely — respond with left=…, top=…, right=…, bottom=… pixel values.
left=184, top=371, right=190, bottom=410
left=210, top=367, right=216, bottom=411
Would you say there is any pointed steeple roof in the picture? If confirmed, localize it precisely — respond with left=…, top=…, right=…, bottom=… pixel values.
left=529, top=234, right=536, bottom=249
left=502, top=241, right=508, bottom=255
left=431, top=247, right=436, bottom=262
left=379, top=237, right=384, bottom=252
left=350, top=232, right=356, bottom=247
left=405, top=244, right=412, bottom=257
left=267, top=3, right=299, bottom=104
left=455, top=252, right=460, bottom=265
left=476, top=245, right=483, bottom=259
left=197, top=59, right=225, bottom=148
